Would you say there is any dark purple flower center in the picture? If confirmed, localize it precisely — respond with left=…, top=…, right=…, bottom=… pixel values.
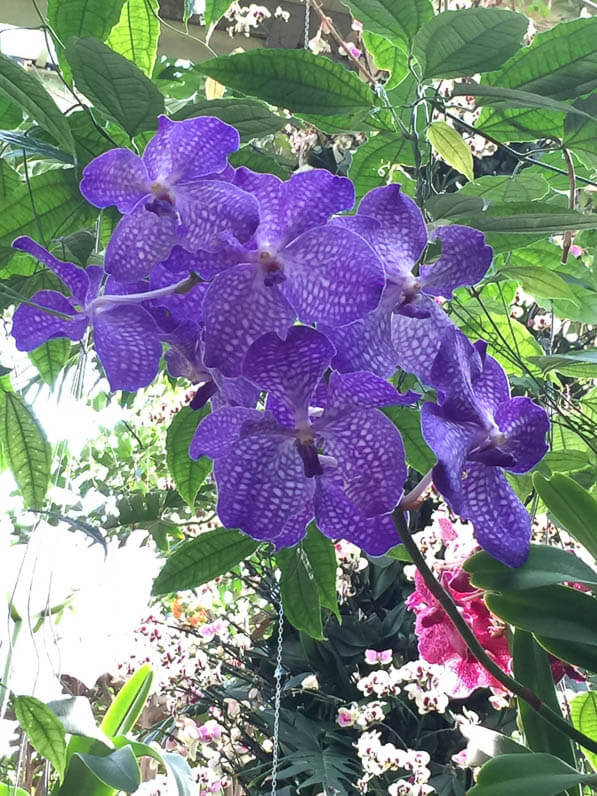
left=190, top=380, right=219, bottom=409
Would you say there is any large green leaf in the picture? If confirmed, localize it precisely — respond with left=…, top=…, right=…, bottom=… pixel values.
left=107, top=0, right=160, bottom=77
left=528, top=351, right=597, bottom=380
left=70, top=746, right=140, bottom=792
left=0, top=389, right=52, bottom=510
left=468, top=753, right=597, bottom=796
left=571, top=692, right=597, bottom=771
left=152, top=528, right=259, bottom=595
left=166, top=406, right=211, bottom=509
left=204, top=0, right=234, bottom=31
left=532, top=473, right=597, bottom=561
left=161, top=752, right=196, bottom=796
left=454, top=83, right=596, bottom=120
left=459, top=173, right=549, bottom=203
left=0, top=52, right=75, bottom=157
left=277, top=546, right=324, bottom=640
left=349, top=133, right=410, bottom=201
left=486, top=585, right=597, bottom=646
left=512, top=630, right=577, bottom=774
left=0, top=160, right=20, bottom=199
left=14, top=695, right=67, bottom=781
left=195, top=49, right=376, bottom=115
left=100, top=665, right=152, bottom=738
left=173, top=97, right=286, bottom=142
left=29, top=338, right=71, bottom=388
left=339, top=0, right=432, bottom=48
left=412, top=7, right=527, bottom=80
left=65, top=37, right=164, bottom=136
left=465, top=544, right=597, bottom=592
left=0, top=786, right=29, bottom=796
left=498, top=265, right=578, bottom=304
left=0, top=129, right=74, bottom=164
left=0, top=92, right=23, bottom=129
left=564, top=93, right=597, bottom=163
left=0, top=168, right=96, bottom=268
left=303, top=525, right=340, bottom=620
left=362, top=32, right=407, bottom=90
left=228, top=147, right=290, bottom=180
left=534, top=634, right=597, bottom=674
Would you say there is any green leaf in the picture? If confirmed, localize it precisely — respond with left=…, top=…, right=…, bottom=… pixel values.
left=385, top=543, right=412, bottom=562
left=0, top=92, right=23, bottom=129
left=166, top=406, right=211, bottom=509
left=204, top=0, right=234, bottom=31
left=481, top=17, right=597, bottom=102
left=71, top=745, right=140, bottom=792
left=465, top=544, right=597, bottom=592
left=48, top=697, right=110, bottom=745
left=0, top=160, right=19, bottom=199
left=65, top=37, right=164, bottom=136
left=542, top=449, right=590, bottom=474
left=532, top=473, right=597, bottom=561
left=528, top=352, right=597, bottom=379
left=173, top=97, right=286, bottom=142
left=303, top=524, right=340, bottom=620
left=29, top=339, right=71, bottom=388
left=0, top=129, right=74, bottom=164
left=107, top=0, right=160, bottom=77
left=362, top=32, right=407, bottom=90
left=564, top=94, right=597, bottom=162
left=426, top=121, right=473, bottom=181
left=485, top=585, right=597, bottom=646
left=161, top=751, right=196, bottom=796
left=228, top=147, right=290, bottom=180
left=571, top=692, right=597, bottom=770
left=413, top=8, right=528, bottom=80
left=0, top=390, right=52, bottom=509
left=512, top=630, right=576, bottom=771
left=278, top=547, right=324, bottom=640
left=0, top=786, right=29, bottom=796
left=468, top=753, right=597, bottom=796
left=0, top=52, right=75, bottom=158
left=0, top=168, right=96, bottom=268
left=534, top=634, right=597, bottom=674
left=382, top=406, right=436, bottom=473
left=459, top=173, right=549, bottom=203
left=339, top=0, right=432, bottom=48
left=349, top=133, right=410, bottom=201
left=453, top=83, right=596, bottom=120
left=100, top=665, right=152, bottom=739
left=152, top=528, right=259, bottom=595
left=499, top=265, right=579, bottom=305
left=453, top=205, right=597, bottom=236
left=14, top=695, right=67, bottom=781
left=195, top=49, right=376, bottom=115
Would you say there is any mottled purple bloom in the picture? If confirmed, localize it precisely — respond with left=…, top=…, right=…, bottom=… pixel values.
left=11, top=236, right=166, bottom=392
left=421, top=329, right=549, bottom=567
left=324, top=185, right=492, bottom=384
left=190, top=327, right=412, bottom=553
left=80, top=116, right=259, bottom=281
left=197, top=168, right=386, bottom=376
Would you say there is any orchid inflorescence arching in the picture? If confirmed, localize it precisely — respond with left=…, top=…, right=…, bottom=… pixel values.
left=11, top=115, right=549, bottom=568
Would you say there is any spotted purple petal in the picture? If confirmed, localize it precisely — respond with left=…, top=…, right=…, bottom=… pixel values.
left=282, top=225, right=385, bottom=326
left=274, top=504, right=314, bottom=549
left=419, top=226, right=492, bottom=299
left=105, top=204, right=178, bottom=282
left=213, top=434, right=315, bottom=540
left=422, top=402, right=481, bottom=515
left=470, top=344, right=511, bottom=416
left=428, top=327, right=484, bottom=419
left=142, top=115, right=239, bottom=183
left=460, top=462, right=531, bottom=567
left=150, top=264, right=208, bottom=323
left=190, top=406, right=262, bottom=459
left=175, top=181, right=259, bottom=253
left=326, top=370, right=418, bottom=412
left=323, top=304, right=396, bottom=377
left=314, top=472, right=400, bottom=555
left=12, top=291, right=87, bottom=351
left=92, top=305, right=162, bottom=391
left=357, top=184, right=428, bottom=278
left=495, top=396, right=550, bottom=474
left=13, top=236, right=90, bottom=304
left=80, top=148, right=149, bottom=212
left=202, top=263, right=296, bottom=377
left=243, top=327, right=335, bottom=416
left=390, top=298, right=454, bottom=387
left=321, top=408, right=406, bottom=517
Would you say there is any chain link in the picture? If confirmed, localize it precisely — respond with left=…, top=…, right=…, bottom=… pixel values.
left=303, top=0, right=310, bottom=49
left=270, top=593, right=284, bottom=796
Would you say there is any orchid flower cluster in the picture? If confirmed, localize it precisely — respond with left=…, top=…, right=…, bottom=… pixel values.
left=11, top=115, right=550, bottom=566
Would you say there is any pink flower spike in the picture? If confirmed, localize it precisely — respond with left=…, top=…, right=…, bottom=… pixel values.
left=337, top=707, right=355, bottom=727
left=365, top=648, right=393, bottom=665
left=346, top=43, right=362, bottom=59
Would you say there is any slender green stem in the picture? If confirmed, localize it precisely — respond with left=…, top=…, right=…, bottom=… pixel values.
left=394, top=510, right=597, bottom=757
left=0, top=611, right=22, bottom=720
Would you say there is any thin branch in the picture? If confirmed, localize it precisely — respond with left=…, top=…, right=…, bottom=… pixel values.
left=308, top=0, right=377, bottom=84
left=393, top=509, right=597, bottom=757
left=561, top=147, right=576, bottom=264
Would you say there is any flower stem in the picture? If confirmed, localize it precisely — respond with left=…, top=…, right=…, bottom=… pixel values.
left=399, top=471, right=433, bottom=510
left=89, top=272, right=202, bottom=312
left=393, top=509, right=597, bottom=757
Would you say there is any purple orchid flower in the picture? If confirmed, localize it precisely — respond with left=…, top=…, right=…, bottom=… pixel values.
left=192, top=168, right=386, bottom=376
left=10, top=236, right=193, bottom=392
left=323, top=184, right=493, bottom=385
left=421, top=328, right=549, bottom=567
left=189, top=327, right=415, bottom=554
left=79, top=116, right=260, bottom=282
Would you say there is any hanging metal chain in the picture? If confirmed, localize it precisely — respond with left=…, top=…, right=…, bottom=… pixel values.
left=270, top=593, right=284, bottom=796
left=304, top=0, right=310, bottom=49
